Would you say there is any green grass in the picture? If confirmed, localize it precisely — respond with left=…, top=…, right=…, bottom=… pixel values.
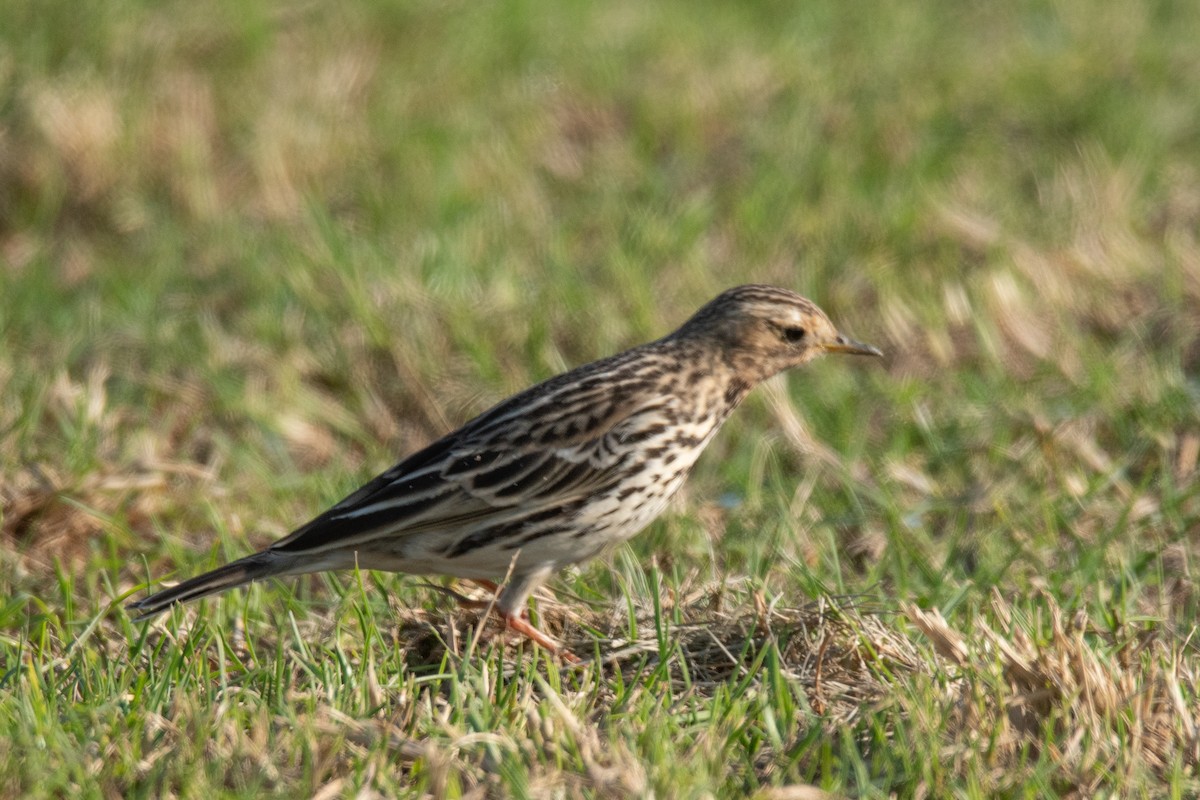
left=3, top=0, right=1200, bottom=796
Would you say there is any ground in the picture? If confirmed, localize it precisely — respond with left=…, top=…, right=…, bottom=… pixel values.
left=2, top=0, right=1199, bottom=796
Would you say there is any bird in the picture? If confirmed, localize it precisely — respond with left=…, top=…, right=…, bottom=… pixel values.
left=127, top=285, right=882, bottom=657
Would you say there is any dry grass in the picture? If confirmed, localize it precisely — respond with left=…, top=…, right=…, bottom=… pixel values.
left=908, top=595, right=1199, bottom=795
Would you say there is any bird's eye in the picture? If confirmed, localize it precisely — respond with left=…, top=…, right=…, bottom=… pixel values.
left=782, top=327, right=806, bottom=343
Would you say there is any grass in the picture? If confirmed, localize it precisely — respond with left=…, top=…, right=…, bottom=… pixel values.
left=2, top=0, right=1200, bottom=795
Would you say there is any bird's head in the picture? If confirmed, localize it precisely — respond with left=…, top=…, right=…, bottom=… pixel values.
left=677, top=285, right=882, bottom=383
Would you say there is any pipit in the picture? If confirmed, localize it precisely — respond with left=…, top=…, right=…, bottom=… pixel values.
left=128, top=285, right=881, bottom=656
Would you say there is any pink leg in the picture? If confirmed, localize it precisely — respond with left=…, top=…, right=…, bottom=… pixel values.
left=502, top=610, right=579, bottom=664
left=463, top=568, right=579, bottom=662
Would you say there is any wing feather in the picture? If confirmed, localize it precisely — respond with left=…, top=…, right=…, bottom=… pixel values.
left=269, top=361, right=665, bottom=556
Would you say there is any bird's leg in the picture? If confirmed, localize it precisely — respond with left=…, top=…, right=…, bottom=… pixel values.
left=443, top=574, right=577, bottom=660
left=500, top=610, right=579, bottom=663
left=495, top=567, right=579, bottom=663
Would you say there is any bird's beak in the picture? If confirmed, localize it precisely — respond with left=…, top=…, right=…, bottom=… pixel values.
left=824, top=334, right=883, bottom=357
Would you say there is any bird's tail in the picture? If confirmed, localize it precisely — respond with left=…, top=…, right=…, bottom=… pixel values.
left=127, top=552, right=285, bottom=621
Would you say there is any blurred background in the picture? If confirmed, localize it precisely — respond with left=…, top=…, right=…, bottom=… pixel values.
left=2, top=0, right=1199, bottom=794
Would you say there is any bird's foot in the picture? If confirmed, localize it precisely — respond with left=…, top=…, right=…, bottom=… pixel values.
left=445, top=579, right=579, bottom=663
left=502, top=610, right=580, bottom=664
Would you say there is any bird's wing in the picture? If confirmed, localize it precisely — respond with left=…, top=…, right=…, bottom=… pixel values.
left=269, top=360, right=670, bottom=556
